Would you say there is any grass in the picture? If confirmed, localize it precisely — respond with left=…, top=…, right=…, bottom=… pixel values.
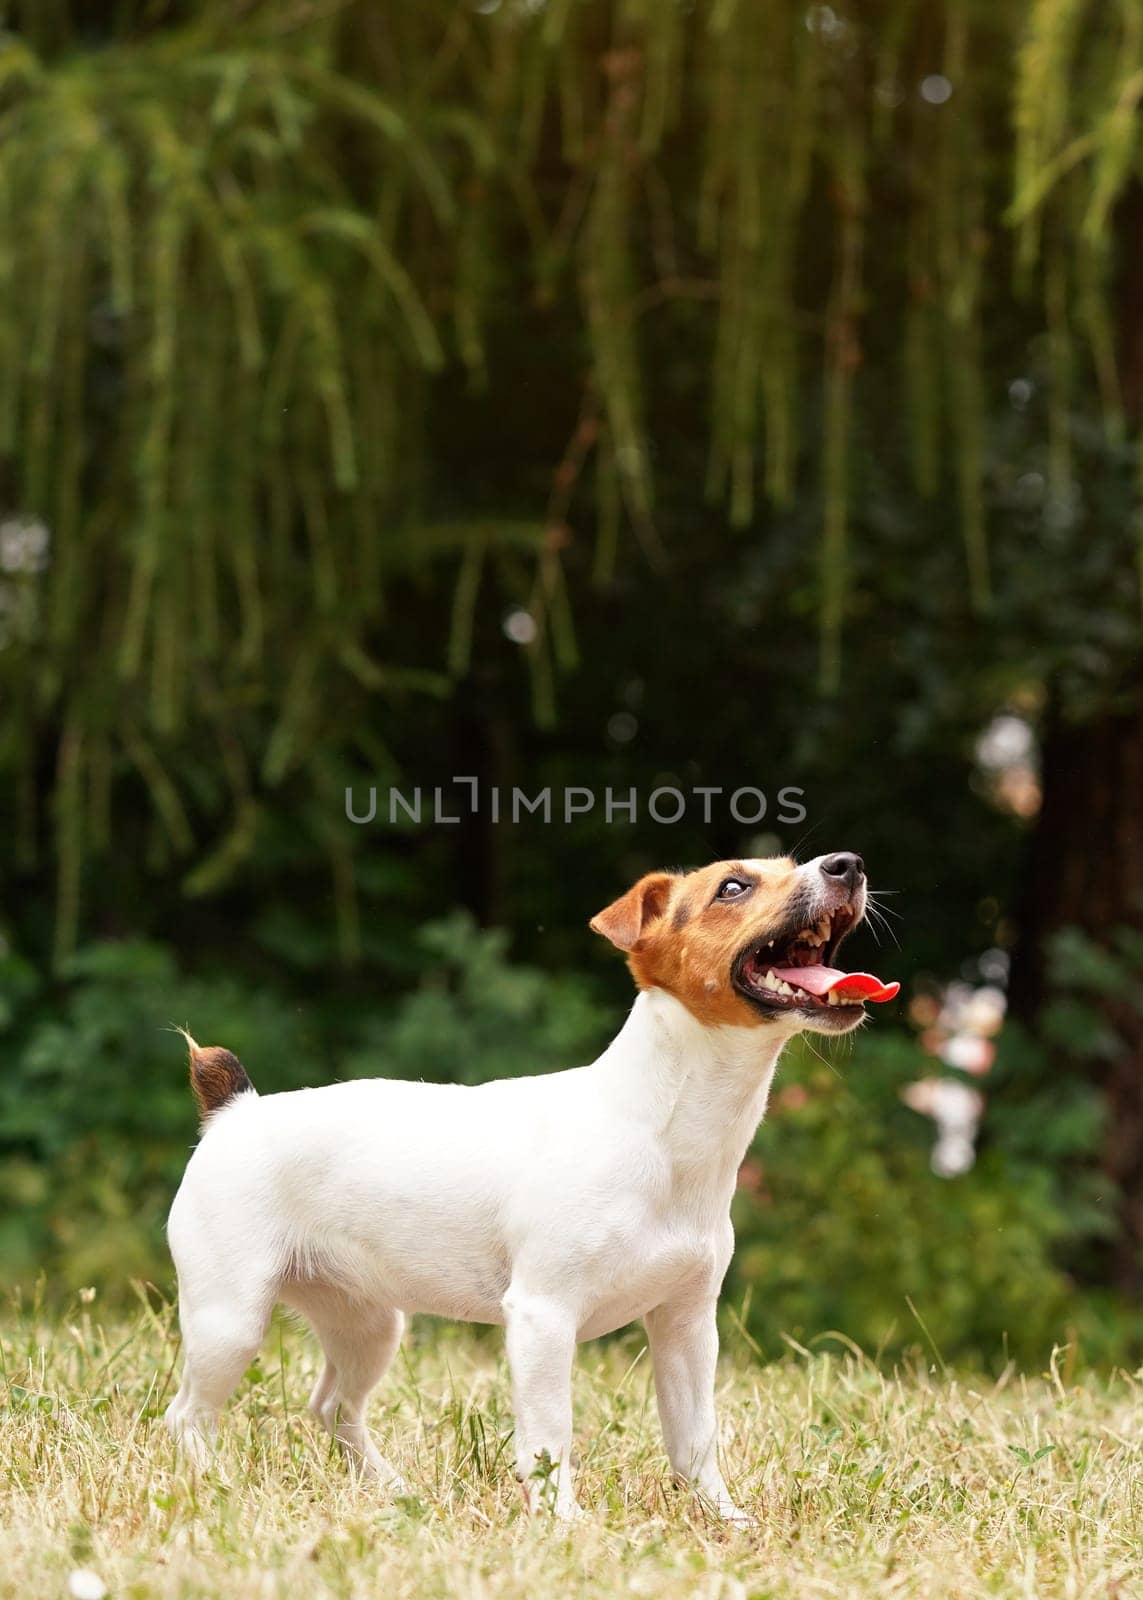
left=1, top=1297, right=1142, bottom=1600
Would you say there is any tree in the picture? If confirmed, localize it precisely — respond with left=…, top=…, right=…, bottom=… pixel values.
left=0, top=1, right=1139, bottom=1249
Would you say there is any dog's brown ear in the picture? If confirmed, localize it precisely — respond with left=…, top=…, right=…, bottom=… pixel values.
left=589, top=872, right=674, bottom=952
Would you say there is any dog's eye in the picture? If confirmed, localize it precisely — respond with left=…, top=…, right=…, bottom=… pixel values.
left=716, top=877, right=750, bottom=900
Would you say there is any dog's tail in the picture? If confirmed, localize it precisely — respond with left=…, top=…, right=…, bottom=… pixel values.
left=176, top=1028, right=255, bottom=1124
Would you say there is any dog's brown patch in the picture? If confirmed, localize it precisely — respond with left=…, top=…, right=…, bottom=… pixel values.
left=590, top=858, right=803, bottom=1027
left=179, top=1030, right=254, bottom=1122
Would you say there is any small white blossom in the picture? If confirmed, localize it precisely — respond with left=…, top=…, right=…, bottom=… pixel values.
left=502, top=609, right=537, bottom=645
left=920, top=74, right=953, bottom=105
left=67, top=1571, right=107, bottom=1600
left=0, top=516, right=51, bottom=574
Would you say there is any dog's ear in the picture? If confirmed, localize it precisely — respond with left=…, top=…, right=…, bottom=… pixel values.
left=589, top=872, right=674, bottom=952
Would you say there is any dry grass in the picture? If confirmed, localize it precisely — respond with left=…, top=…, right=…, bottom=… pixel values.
left=2, top=1298, right=1141, bottom=1600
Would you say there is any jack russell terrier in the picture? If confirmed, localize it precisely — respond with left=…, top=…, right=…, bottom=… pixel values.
left=165, top=852, right=898, bottom=1520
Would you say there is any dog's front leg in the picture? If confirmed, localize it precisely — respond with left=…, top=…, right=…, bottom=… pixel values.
left=644, top=1295, right=753, bottom=1524
left=503, top=1288, right=582, bottom=1519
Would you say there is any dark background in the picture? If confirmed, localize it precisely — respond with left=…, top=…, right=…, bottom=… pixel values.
left=0, top=0, right=1139, bottom=1365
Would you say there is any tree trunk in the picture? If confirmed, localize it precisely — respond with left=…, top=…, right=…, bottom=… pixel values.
left=1008, top=685, right=1143, bottom=1288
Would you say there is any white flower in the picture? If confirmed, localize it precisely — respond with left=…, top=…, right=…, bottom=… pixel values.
left=502, top=608, right=537, bottom=645
left=0, top=516, right=51, bottom=574
left=67, top=1570, right=107, bottom=1600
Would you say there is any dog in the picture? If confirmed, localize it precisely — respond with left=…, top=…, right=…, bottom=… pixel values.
left=165, top=852, right=898, bottom=1520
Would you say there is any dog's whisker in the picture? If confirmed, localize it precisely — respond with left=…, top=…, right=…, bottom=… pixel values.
left=864, top=903, right=901, bottom=950
left=802, top=1037, right=846, bottom=1081
left=786, top=818, right=827, bottom=863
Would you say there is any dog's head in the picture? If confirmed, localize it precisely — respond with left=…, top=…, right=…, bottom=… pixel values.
left=590, top=854, right=898, bottom=1035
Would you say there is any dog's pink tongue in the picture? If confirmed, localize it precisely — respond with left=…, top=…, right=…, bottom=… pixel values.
left=771, top=965, right=901, bottom=1003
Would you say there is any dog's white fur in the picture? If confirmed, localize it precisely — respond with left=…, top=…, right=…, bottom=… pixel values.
left=166, top=854, right=873, bottom=1519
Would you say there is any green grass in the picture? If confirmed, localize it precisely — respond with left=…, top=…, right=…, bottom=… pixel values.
left=1, top=1298, right=1141, bottom=1599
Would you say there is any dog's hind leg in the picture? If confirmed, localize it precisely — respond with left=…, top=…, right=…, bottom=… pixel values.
left=307, top=1356, right=337, bottom=1422
left=304, top=1302, right=407, bottom=1489
left=165, top=1283, right=274, bottom=1468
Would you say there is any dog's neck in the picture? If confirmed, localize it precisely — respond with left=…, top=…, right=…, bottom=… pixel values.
left=596, top=988, right=790, bottom=1204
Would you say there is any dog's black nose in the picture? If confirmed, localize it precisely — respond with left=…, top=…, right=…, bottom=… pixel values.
left=820, top=852, right=864, bottom=890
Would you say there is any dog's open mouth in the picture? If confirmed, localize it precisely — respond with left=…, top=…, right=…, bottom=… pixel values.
left=732, top=903, right=899, bottom=1015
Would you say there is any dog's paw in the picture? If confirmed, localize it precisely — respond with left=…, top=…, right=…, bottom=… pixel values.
left=718, top=1503, right=758, bottom=1529
left=354, top=1456, right=408, bottom=1496
left=699, top=1490, right=758, bottom=1529
left=518, top=1477, right=586, bottom=1522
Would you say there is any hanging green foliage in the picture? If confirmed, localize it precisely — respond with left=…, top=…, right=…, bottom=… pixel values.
left=0, top=0, right=1138, bottom=957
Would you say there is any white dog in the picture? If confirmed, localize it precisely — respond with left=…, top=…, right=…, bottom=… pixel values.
left=165, top=852, right=897, bottom=1519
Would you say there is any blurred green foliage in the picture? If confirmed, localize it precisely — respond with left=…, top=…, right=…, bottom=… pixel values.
left=732, top=1032, right=1121, bottom=1369
left=341, top=912, right=611, bottom=1086
left=0, top=0, right=1138, bottom=974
